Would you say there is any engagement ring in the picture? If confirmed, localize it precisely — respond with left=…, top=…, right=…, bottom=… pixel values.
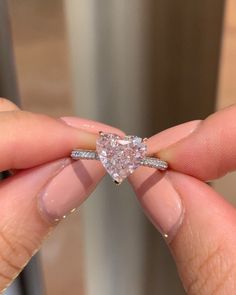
left=71, top=132, right=168, bottom=184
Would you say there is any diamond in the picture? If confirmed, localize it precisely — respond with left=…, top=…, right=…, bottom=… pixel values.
left=96, top=133, right=147, bottom=183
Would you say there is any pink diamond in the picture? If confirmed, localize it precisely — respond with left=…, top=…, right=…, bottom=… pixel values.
left=96, top=133, right=147, bottom=183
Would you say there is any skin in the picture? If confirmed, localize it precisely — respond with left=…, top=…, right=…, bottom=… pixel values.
left=0, top=97, right=236, bottom=294
left=129, top=104, right=236, bottom=295
left=0, top=98, right=122, bottom=291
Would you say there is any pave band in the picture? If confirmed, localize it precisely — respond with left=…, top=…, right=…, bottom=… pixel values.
left=71, top=150, right=168, bottom=171
left=71, top=132, right=168, bottom=184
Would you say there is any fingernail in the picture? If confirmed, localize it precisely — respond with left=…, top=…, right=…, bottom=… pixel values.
left=58, top=117, right=98, bottom=150
left=157, top=120, right=201, bottom=161
left=129, top=168, right=184, bottom=242
left=38, top=159, right=104, bottom=222
left=77, top=131, right=98, bottom=150
left=60, top=117, right=125, bottom=136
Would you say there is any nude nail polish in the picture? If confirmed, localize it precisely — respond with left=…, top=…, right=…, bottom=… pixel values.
left=129, top=168, right=184, bottom=242
left=38, top=159, right=104, bottom=222
left=60, top=117, right=125, bottom=137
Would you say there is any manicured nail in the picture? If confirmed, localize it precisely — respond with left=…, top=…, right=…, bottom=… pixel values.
left=128, top=121, right=202, bottom=241
left=38, top=159, right=104, bottom=222
left=58, top=117, right=98, bottom=151
left=156, top=120, right=201, bottom=161
left=129, top=168, right=183, bottom=242
left=37, top=116, right=121, bottom=222
left=60, top=117, right=124, bottom=136
left=76, top=131, right=98, bottom=150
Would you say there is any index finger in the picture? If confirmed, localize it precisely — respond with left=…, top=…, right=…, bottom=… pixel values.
left=156, top=104, right=236, bottom=181
left=0, top=110, right=122, bottom=172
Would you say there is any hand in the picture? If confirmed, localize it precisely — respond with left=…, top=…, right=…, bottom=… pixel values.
left=129, top=104, right=236, bottom=295
left=0, top=98, right=122, bottom=291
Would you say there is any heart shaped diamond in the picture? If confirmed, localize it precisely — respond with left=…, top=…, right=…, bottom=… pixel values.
left=96, top=132, right=147, bottom=183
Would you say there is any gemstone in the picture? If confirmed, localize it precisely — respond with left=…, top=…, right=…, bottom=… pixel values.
left=96, top=133, right=147, bottom=183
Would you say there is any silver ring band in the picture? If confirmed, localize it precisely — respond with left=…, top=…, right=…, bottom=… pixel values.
left=71, top=149, right=168, bottom=171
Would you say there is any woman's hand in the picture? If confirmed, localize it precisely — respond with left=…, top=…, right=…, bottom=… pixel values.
left=129, top=104, right=236, bottom=295
left=0, top=98, right=122, bottom=291
left=2, top=96, right=236, bottom=294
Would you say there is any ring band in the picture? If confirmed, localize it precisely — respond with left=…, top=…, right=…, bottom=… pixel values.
left=71, top=132, right=168, bottom=184
left=71, top=150, right=168, bottom=170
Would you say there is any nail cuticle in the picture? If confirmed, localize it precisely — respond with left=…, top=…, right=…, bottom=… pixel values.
left=163, top=206, right=185, bottom=244
left=163, top=171, right=185, bottom=243
left=37, top=159, right=103, bottom=224
left=157, top=120, right=202, bottom=160
left=37, top=158, right=73, bottom=224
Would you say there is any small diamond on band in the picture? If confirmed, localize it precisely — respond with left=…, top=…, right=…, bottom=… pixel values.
left=141, top=157, right=168, bottom=170
left=71, top=132, right=168, bottom=184
left=71, top=150, right=99, bottom=160
left=71, top=132, right=168, bottom=185
left=71, top=150, right=168, bottom=171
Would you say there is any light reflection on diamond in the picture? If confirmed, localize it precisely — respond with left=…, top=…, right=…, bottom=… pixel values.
left=96, top=133, right=147, bottom=183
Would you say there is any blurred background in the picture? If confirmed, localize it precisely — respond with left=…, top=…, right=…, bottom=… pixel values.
left=1, top=0, right=236, bottom=294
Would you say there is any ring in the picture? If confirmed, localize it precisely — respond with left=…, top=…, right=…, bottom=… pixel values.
left=71, top=132, right=168, bottom=184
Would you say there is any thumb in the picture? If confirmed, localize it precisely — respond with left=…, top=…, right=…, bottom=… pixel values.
left=129, top=117, right=236, bottom=295
left=0, top=118, right=122, bottom=292
left=131, top=169, right=236, bottom=295
left=158, top=104, right=236, bottom=180
left=0, top=157, right=104, bottom=292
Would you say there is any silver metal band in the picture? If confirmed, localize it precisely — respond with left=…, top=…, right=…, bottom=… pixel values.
left=71, top=149, right=168, bottom=171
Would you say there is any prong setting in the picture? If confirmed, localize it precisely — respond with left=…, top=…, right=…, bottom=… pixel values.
left=71, top=131, right=168, bottom=185
left=113, top=180, right=121, bottom=185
